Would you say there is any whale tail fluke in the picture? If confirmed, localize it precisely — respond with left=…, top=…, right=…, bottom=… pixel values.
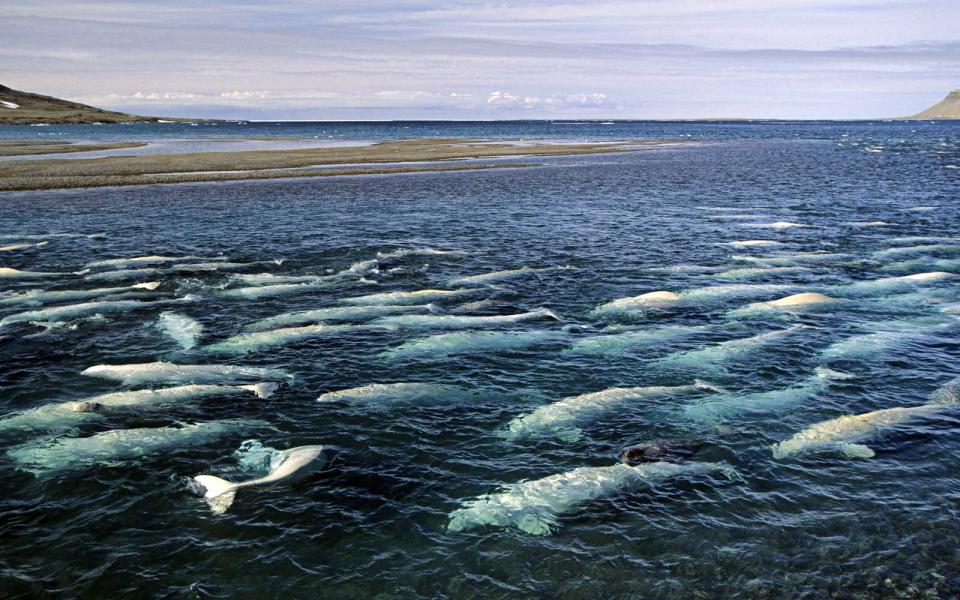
left=240, top=382, right=279, bottom=399
left=694, top=380, right=727, bottom=394
left=194, top=475, right=239, bottom=515
left=133, top=281, right=162, bottom=291
left=814, top=367, right=855, bottom=381
left=537, top=308, right=562, bottom=321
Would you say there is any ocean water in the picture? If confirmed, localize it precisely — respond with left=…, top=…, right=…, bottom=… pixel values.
left=0, top=121, right=959, bottom=598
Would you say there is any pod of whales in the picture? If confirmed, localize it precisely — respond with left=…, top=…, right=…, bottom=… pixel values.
left=8, top=419, right=270, bottom=475
left=446, top=461, right=734, bottom=535
left=194, top=444, right=325, bottom=515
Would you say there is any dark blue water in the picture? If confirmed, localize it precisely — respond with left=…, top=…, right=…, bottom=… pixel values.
left=0, top=122, right=959, bottom=598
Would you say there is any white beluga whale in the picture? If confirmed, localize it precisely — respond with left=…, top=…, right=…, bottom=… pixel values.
left=682, top=368, right=853, bottom=423
left=170, top=259, right=282, bottom=273
left=447, top=461, right=734, bottom=535
left=742, top=221, right=810, bottom=230
left=840, top=271, right=954, bottom=296
left=203, top=323, right=374, bottom=354
left=727, top=292, right=839, bottom=319
left=591, top=291, right=681, bottom=316
left=372, top=308, right=559, bottom=331
left=381, top=329, right=565, bottom=360
left=714, top=266, right=808, bottom=280
left=0, top=295, right=196, bottom=329
left=724, top=240, right=785, bottom=248
left=84, top=267, right=165, bottom=282
left=193, top=443, right=325, bottom=515
left=0, top=267, right=77, bottom=279
left=651, top=325, right=806, bottom=374
left=564, top=324, right=710, bottom=357
left=81, top=362, right=292, bottom=386
left=0, top=281, right=161, bottom=307
left=448, top=265, right=574, bottom=286
left=230, top=273, right=327, bottom=286
left=771, top=389, right=960, bottom=459
left=931, top=375, right=960, bottom=404
left=848, top=221, right=888, bottom=227
left=502, top=382, right=718, bottom=442
left=8, top=419, right=270, bottom=475
left=0, top=383, right=276, bottom=436
left=247, top=304, right=430, bottom=331
left=157, top=312, right=203, bottom=350
left=0, top=241, right=48, bottom=252
left=592, top=285, right=795, bottom=318
left=871, top=244, right=960, bottom=261
left=340, top=288, right=483, bottom=306
left=731, top=252, right=851, bottom=268
left=220, top=277, right=359, bottom=300
left=85, top=255, right=225, bottom=269
left=879, top=258, right=960, bottom=274
left=316, top=382, right=482, bottom=409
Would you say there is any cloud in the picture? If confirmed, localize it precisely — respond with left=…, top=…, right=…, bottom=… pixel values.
left=486, top=91, right=616, bottom=110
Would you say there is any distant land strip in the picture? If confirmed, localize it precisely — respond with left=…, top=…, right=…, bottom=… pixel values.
left=0, top=138, right=674, bottom=192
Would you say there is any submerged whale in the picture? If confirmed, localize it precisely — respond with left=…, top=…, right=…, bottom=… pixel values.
left=651, top=325, right=805, bottom=374
left=0, top=241, right=48, bottom=252
left=682, top=367, right=852, bottom=423
left=85, top=255, right=225, bottom=269
left=382, top=329, right=565, bottom=360
left=373, top=308, right=559, bottom=331
left=8, top=419, right=270, bottom=475
left=82, top=362, right=292, bottom=385
left=0, top=383, right=276, bottom=435
left=841, top=272, right=954, bottom=295
left=231, top=273, right=326, bottom=286
left=220, top=278, right=354, bottom=300
left=84, top=267, right=165, bottom=282
left=0, top=295, right=196, bottom=329
left=447, top=461, right=734, bottom=535
left=619, top=439, right=709, bottom=464
left=194, top=444, right=325, bottom=515
left=771, top=390, right=959, bottom=459
left=157, top=312, right=203, bottom=350
left=0, top=267, right=76, bottom=279
left=0, top=281, right=161, bottom=307
left=341, top=288, right=482, bottom=306
left=502, top=382, right=716, bottom=442
left=565, top=324, right=710, bottom=357
left=448, top=266, right=573, bottom=286
left=247, top=304, right=430, bottom=331
left=316, top=382, right=478, bottom=409
left=203, top=323, right=373, bottom=354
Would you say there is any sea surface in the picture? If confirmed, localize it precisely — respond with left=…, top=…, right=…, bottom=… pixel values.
left=0, top=121, right=959, bottom=598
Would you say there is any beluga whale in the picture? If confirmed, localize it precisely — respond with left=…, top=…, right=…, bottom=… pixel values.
left=81, top=362, right=292, bottom=385
left=446, top=461, right=735, bottom=535
left=193, top=444, right=325, bottom=514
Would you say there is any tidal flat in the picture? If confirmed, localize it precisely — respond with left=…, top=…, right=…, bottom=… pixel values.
left=0, top=138, right=662, bottom=191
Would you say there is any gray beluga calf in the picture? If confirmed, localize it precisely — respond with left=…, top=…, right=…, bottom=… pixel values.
left=8, top=419, right=270, bottom=475
left=203, top=323, right=375, bottom=354
left=381, top=329, right=565, bottom=360
left=771, top=389, right=960, bottom=459
left=446, top=461, right=735, bottom=535
left=0, top=281, right=161, bottom=307
left=372, top=308, right=559, bottom=331
left=448, top=265, right=574, bottom=286
left=502, top=382, right=718, bottom=442
left=682, top=367, right=853, bottom=423
left=247, top=303, right=430, bottom=331
left=0, top=295, right=197, bottom=329
left=157, top=312, right=203, bottom=350
left=81, top=362, right=292, bottom=386
left=651, top=325, right=805, bottom=374
left=316, top=382, right=479, bottom=409
left=193, top=444, right=326, bottom=514
left=341, top=288, right=483, bottom=306
left=0, top=383, right=277, bottom=435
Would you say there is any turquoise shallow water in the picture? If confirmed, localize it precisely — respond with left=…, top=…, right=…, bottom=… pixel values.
left=0, top=121, right=959, bottom=598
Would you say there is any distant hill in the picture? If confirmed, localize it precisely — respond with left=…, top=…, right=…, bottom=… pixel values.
left=907, top=88, right=960, bottom=120
left=0, top=84, right=184, bottom=125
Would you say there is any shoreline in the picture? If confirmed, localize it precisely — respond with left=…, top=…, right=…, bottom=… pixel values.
left=0, top=138, right=672, bottom=192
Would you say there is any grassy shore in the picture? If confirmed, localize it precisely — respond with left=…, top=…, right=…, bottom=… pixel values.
left=0, top=141, right=146, bottom=157
left=0, top=138, right=669, bottom=192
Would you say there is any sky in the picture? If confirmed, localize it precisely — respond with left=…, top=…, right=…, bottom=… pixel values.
left=3, top=0, right=960, bottom=120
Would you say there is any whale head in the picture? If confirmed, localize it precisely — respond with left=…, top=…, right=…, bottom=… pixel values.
left=72, top=401, right=104, bottom=413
